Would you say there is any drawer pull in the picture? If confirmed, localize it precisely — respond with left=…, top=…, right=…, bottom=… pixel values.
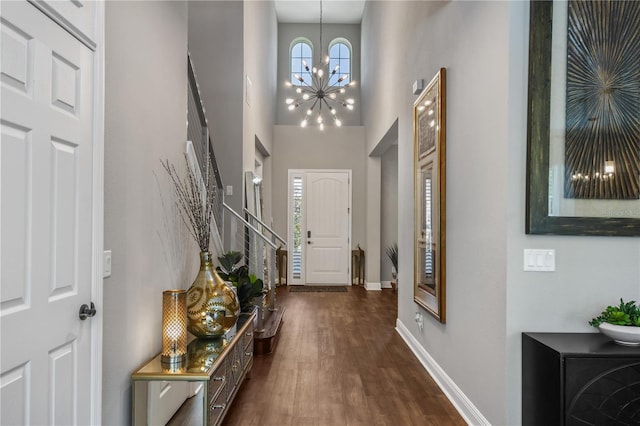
left=245, top=332, right=252, bottom=337
left=245, top=352, right=252, bottom=357
left=212, top=376, right=224, bottom=382
left=211, top=403, right=226, bottom=410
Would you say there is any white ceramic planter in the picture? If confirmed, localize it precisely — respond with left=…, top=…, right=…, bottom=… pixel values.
left=598, top=323, right=640, bottom=346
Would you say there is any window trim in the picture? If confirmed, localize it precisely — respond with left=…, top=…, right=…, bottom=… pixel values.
left=328, top=38, right=352, bottom=86
left=289, top=38, right=313, bottom=86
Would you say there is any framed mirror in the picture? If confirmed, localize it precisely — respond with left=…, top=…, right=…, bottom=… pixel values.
left=526, top=0, right=640, bottom=236
left=414, top=68, right=446, bottom=323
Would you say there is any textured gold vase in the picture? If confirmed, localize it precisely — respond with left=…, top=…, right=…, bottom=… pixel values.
left=186, top=252, right=240, bottom=338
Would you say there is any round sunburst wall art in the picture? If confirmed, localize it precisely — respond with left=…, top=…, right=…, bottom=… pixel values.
left=564, top=0, right=640, bottom=200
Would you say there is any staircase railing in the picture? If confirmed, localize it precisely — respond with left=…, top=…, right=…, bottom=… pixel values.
left=188, top=53, right=281, bottom=332
left=223, top=203, right=278, bottom=332
left=188, top=54, right=224, bottom=254
left=243, top=208, right=286, bottom=248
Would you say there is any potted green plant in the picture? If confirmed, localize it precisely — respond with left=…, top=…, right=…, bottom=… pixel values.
left=385, top=243, right=398, bottom=290
left=216, top=251, right=264, bottom=312
left=589, top=299, right=640, bottom=346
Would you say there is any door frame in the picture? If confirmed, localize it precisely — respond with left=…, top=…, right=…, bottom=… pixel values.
left=90, top=5, right=105, bottom=422
left=287, top=169, right=352, bottom=285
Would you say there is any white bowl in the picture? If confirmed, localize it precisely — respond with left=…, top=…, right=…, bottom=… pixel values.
left=598, top=323, right=640, bottom=346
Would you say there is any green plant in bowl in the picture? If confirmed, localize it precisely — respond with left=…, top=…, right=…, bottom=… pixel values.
left=590, top=299, right=640, bottom=346
left=589, top=299, right=640, bottom=328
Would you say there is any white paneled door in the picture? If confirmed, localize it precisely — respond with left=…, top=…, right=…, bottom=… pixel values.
left=305, top=172, right=350, bottom=284
left=1, top=1, right=102, bottom=425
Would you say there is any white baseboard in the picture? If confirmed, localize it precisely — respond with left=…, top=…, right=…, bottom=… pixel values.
left=395, top=319, right=490, bottom=426
left=381, top=280, right=392, bottom=289
left=364, top=281, right=381, bottom=291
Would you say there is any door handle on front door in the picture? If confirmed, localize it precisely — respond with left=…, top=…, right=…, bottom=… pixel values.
left=79, top=302, right=96, bottom=320
left=307, top=230, right=311, bottom=238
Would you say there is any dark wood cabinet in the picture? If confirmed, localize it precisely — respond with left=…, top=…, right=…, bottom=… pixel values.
left=522, top=332, right=640, bottom=425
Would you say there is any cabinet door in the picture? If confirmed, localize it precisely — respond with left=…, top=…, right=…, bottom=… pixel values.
left=565, top=358, right=640, bottom=425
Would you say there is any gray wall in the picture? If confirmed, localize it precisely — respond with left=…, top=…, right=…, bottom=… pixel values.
left=272, top=125, right=366, bottom=252
left=189, top=1, right=278, bottom=220
left=103, top=2, right=190, bottom=425
left=243, top=1, right=278, bottom=222
left=362, top=1, right=640, bottom=424
left=277, top=23, right=361, bottom=126
left=380, top=145, right=398, bottom=282
left=188, top=1, right=244, bottom=215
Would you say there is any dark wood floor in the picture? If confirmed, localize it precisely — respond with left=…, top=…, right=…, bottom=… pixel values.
left=220, top=286, right=465, bottom=426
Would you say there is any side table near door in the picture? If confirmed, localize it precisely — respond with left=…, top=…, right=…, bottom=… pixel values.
left=131, top=312, right=256, bottom=425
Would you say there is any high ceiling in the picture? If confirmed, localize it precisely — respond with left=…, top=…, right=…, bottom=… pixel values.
left=274, top=0, right=366, bottom=24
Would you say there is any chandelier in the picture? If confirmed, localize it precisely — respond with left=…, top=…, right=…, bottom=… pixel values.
left=285, top=1, right=355, bottom=130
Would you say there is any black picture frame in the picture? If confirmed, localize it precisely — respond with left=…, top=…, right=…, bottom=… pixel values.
left=526, top=0, right=640, bottom=236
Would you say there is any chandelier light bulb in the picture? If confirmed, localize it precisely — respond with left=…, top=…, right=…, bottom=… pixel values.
left=317, top=115, right=323, bottom=124
left=329, top=93, right=337, bottom=99
left=306, top=109, right=312, bottom=116
left=302, top=94, right=310, bottom=100
left=318, top=69, right=324, bottom=77
left=286, top=98, right=294, bottom=105
left=288, top=104, right=296, bottom=111
left=330, top=108, right=336, bottom=115
left=320, top=122, right=325, bottom=131
left=339, top=88, right=346, bottom=94
left=301, top=119, right=308, bottom=128
left=296, top=87, right=302, bottom=94
left=335, top=119, right=342, bottom=127
left=313, top=67, right=317, bottom=74
left=347, top=104, right=354, bottom=110
left=346, top=98, right=355, bottom=105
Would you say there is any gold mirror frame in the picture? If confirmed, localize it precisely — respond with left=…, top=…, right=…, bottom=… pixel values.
left=414, top=68, right=446, bottom=323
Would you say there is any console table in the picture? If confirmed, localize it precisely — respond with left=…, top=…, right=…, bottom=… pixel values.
left=522, top=332, right=640, bottom=425
left=132, top=312, right=255, bottom=425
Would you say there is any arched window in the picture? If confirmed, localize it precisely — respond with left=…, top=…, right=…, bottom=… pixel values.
left=328, top=39, right=351, bottom=86
left=290, top=39, right=313, bottom=86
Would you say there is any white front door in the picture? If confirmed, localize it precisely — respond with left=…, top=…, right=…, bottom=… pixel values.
left=305, top=172, right=350, bottom=284
left=1, top=2, right=102, bottom=424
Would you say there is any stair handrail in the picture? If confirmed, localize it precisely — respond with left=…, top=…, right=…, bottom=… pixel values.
left=223, top=203, right=277, bottom=250
left=243, top=208, right=287, bottom=247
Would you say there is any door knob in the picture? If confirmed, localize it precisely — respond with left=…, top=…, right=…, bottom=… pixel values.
left=79, top=302, right=96, bottom=320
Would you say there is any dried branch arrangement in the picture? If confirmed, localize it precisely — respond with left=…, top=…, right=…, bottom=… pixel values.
left=161, top=155, right=215, bottom=252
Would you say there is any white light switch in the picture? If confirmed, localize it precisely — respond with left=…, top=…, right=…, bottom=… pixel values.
left=103, top=250, right=112, bottom=278
left=523, top=249, right=555, bottom=272
left=226, top=185, right=233, bottom=196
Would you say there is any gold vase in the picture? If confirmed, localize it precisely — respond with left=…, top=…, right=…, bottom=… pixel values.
left=186, top=251, right=239, bottom=338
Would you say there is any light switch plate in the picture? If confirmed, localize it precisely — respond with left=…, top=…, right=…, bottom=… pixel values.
left=523, top=249, right=555, bottom=272
left=103, top=250, right=112, bottom=278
